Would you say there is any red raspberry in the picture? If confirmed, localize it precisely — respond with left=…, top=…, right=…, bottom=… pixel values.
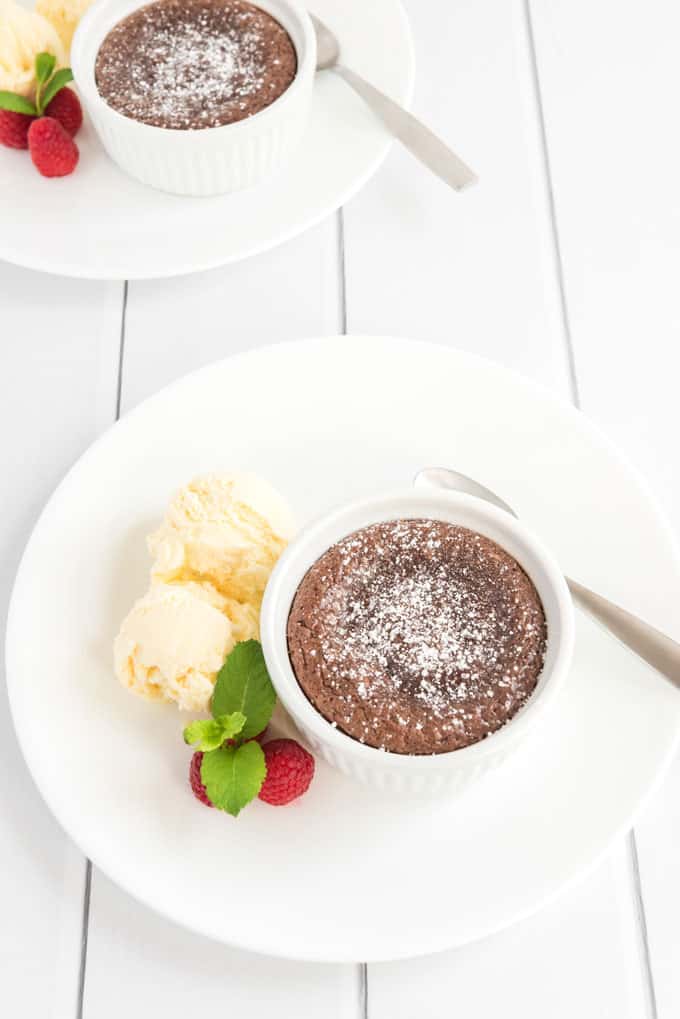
left=189, top=751, right=213, bottom=807
left=28, top=117, right=79, bottom=178
left=0, top=109, right=35, bottom=149
left=45, top=88, right=83, bottom=137
left=259, top=739, right=315, bottom=806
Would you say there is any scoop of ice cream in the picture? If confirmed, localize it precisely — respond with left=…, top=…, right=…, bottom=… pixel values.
left=148, top=473, right=294, bottom=605
left=0, top=0, right=67, bottom=96
left=36, top=0, right=93, bottom=52
left=114, top=582, right=243, bottom=712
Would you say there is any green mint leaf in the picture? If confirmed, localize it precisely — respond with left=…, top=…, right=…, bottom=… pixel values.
left=183, top=719, right=226, bottom=752
left=211, top=641, right=276, bottom=740
left=200, top=741, right=266, bottom=816
left=35, top=52, right=56, bottom=86
left=214, top=712, right=246, bottom=740
left=183, top=712, right=245, bottom=751
left=40, top=68, right=73, bottom=112
left=0, top=92, right=37, bottom=116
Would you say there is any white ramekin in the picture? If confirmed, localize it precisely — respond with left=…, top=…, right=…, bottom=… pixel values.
left=261, top=489, right=575, bottom=797
left=71, top=0, right=315, bottom=196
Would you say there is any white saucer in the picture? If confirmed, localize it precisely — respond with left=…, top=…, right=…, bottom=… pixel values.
left=6, top=337, right=680, bottom=962
left=0, top=1, right=413, bottom=280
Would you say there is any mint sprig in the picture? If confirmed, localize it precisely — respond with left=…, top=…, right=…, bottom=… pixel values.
left=212, top=640, right=276, bottom=740
left=35, top=51, right=56, bottom=113
left=40, top=68, right=74, bottom=111
left=183, top=640, right=277, bottom=817
left=201, top=741, right=267, bottom=816
left=0, top=52, right=73, bottom=119
left=183, top=711, right=245, bottom=752
left=0, top=92, right=37, bottom=116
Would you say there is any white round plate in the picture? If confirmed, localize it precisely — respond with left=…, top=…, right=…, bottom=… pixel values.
left=0, top=1, right=413, bottom=280
left=7, top=337, right=680, bottom=962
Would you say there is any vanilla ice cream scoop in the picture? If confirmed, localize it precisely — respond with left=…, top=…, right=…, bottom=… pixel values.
left=0, top=0, right=67, bottom=96
left=114, top=583, right=234, bottom=712
left=148, top=473, right=295, bottom=605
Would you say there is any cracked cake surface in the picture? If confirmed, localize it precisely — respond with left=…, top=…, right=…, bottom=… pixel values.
left=287, top=519, right=547, bottom=755
left=95, top=0, right=297, bottom=130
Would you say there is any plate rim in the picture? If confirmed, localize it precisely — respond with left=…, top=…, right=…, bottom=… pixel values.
left=6, top=334, right=680, bottom=962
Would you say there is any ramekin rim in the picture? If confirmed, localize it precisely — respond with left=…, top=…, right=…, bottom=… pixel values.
left=260, top=488, right=576, bottom=771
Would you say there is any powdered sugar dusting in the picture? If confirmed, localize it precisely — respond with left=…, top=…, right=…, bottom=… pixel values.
left=287, top=520, right=547, bottom=755
left=95, top=0, right=297, bottom=130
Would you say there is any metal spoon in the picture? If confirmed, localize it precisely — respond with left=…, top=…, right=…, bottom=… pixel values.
left=310, top=13, right=477, bottom=192
left=415, top=466, right=680, bottom=690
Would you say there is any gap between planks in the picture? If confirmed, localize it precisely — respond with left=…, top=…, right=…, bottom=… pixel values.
left=522, top=0, right=580, bottom=408
left=77, top=278, right=129, bottom=1019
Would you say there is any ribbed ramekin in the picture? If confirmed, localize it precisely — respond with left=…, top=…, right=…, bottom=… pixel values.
left=261, top=489, right=575, bottom=797
left=71, top=0, right=315, bottom=196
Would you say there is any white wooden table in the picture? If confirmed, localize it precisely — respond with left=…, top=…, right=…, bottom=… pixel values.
left=2, top=1, right=679, bottom=1015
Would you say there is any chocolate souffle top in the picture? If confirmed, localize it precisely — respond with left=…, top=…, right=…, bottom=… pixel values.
left=95, top=0, right=297, bottom=130
left=287, top=519, right=547, bottom=755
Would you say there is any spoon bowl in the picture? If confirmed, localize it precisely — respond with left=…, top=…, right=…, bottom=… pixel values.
left=310, top=13, right=340, bottom=70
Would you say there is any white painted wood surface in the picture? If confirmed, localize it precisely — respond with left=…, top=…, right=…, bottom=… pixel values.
left=0, top=0, right=677, bottom=1016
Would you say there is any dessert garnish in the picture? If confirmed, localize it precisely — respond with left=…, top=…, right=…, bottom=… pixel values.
left=288, top=519, right=547, bottom=755
left=0, top=50, right=82, bottom=173
left=27, top=111, right=78, bottom=174
left=0, top=104, right=33, bottom=148
left=184, top=642, right=274, bottom=816
left=258, top=738, right=314, bottom=806
left=184, top=640, right=314, bottom=815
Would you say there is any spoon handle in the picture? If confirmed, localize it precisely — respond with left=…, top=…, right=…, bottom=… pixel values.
left=334, top=64, right=477, bottom=192
left=567, top=577, right=680, bottom=689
